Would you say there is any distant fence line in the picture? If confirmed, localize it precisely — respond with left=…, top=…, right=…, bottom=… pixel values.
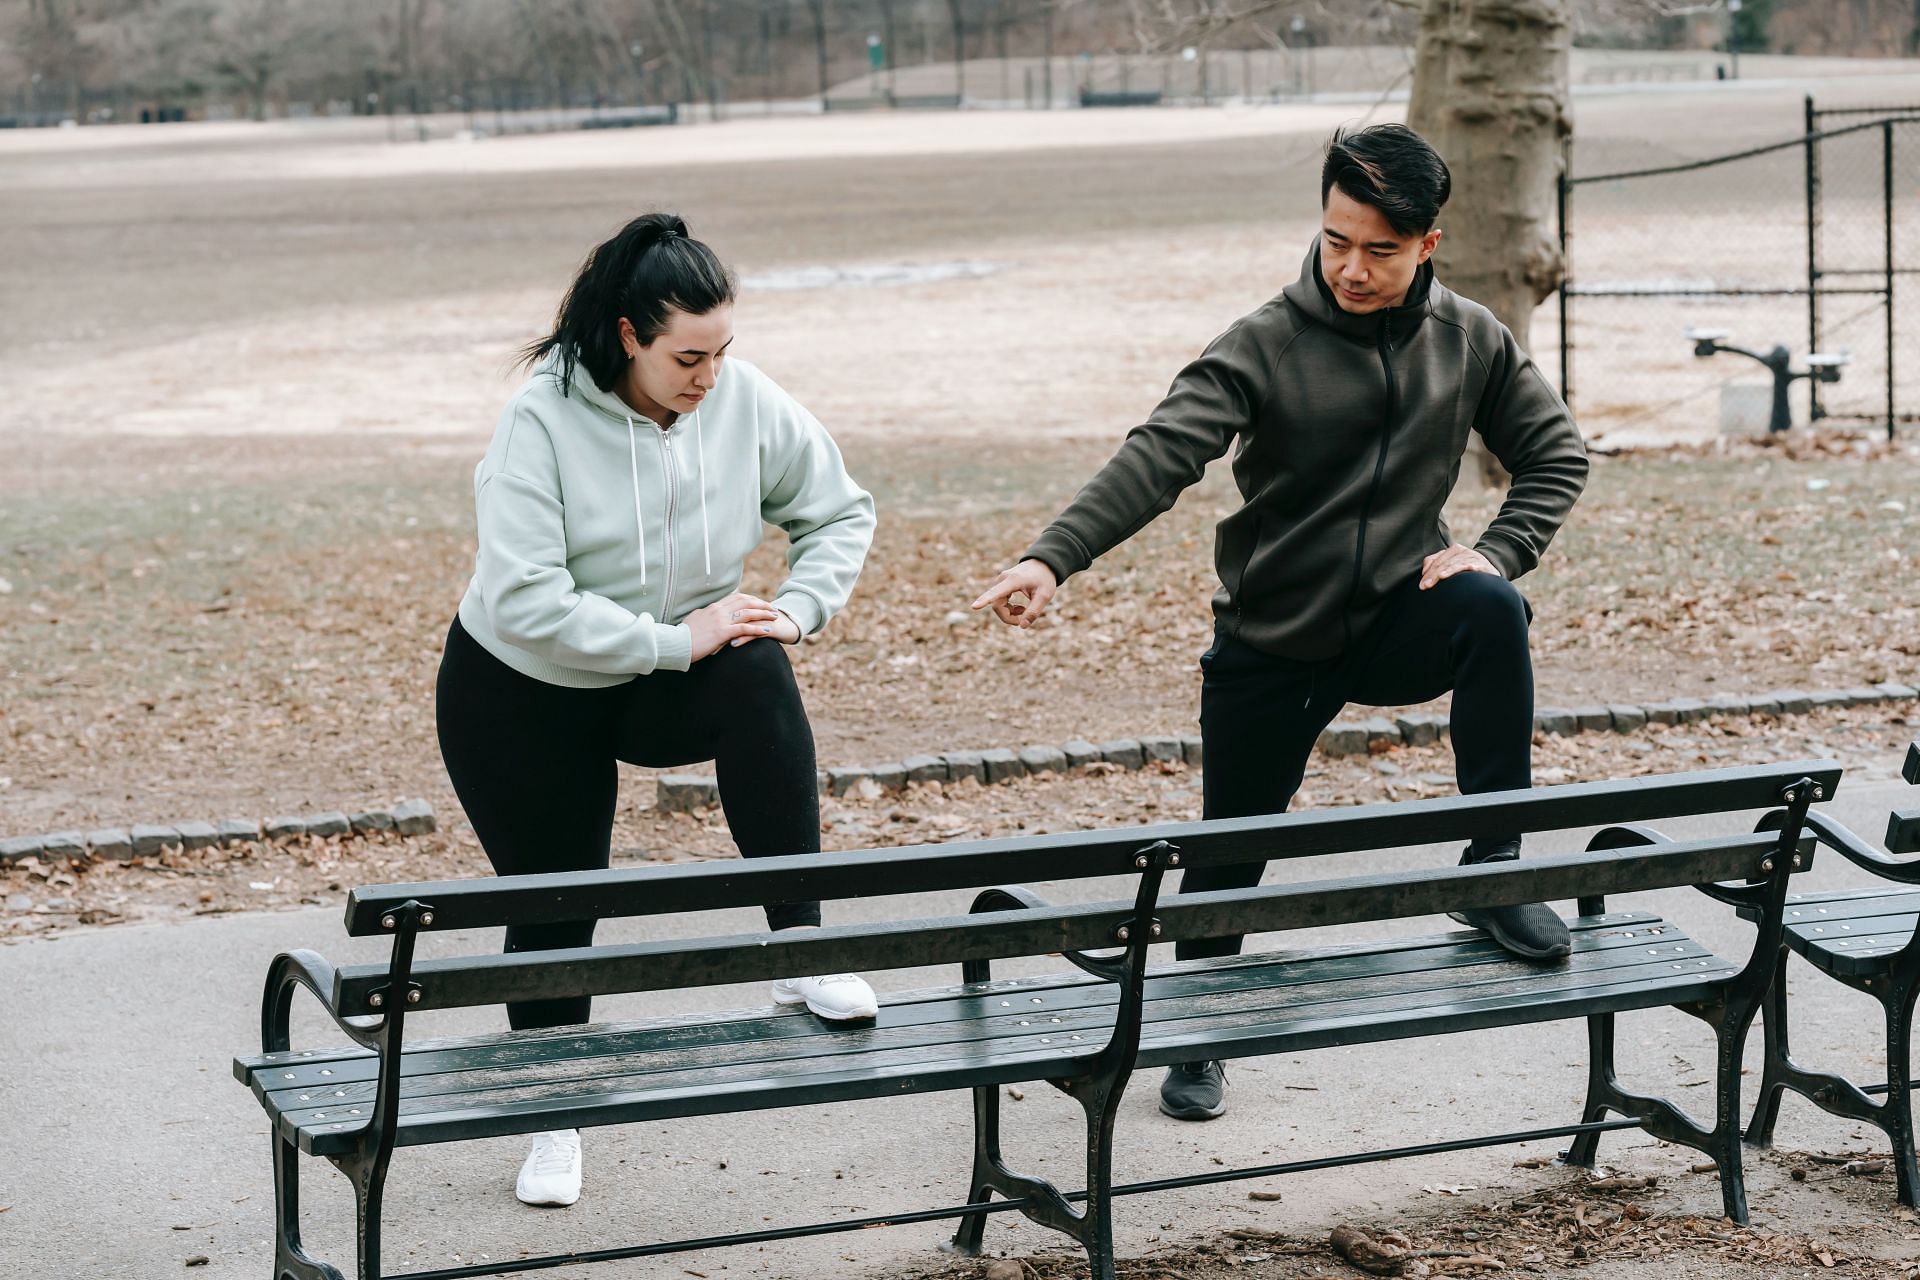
left=1558, top=97, right=1920, bottom=441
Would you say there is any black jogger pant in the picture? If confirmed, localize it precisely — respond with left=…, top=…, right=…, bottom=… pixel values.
left=435, top=617, right=822, bottom=1029
left=1178, top=569, right=1534, bottom=961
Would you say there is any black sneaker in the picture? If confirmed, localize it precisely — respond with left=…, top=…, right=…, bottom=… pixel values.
left=1159, top=1060, right=1228, bottom=1121
left=1449, top=841, right=1572, bottom=962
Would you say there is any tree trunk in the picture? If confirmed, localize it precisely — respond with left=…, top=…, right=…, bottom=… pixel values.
left=1407, top=0, right=1571, bottom=492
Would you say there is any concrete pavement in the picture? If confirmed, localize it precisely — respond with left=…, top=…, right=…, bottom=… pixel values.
left=1, top=766, right=1914, bottom=1280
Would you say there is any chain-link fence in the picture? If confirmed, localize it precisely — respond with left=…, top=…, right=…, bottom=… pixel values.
left=1558, top=101, right=1920, bottom=443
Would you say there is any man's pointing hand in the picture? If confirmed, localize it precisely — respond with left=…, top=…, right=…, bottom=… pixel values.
left=971, top=559, right=1059, bottom=629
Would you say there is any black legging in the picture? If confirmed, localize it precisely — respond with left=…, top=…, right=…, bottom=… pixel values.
left=435, top=617, right=822, bottom=1029
left=1178, top=569, right=1535, bottom=961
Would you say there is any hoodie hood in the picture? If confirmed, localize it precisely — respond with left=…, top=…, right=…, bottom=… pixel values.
left=1282, top=237, right=1435, bottom=346
left=536, top=348, right=666, bottom=427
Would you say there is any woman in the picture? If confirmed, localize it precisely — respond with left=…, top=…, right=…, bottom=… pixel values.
left=435, top=212, right=877, bottom=1208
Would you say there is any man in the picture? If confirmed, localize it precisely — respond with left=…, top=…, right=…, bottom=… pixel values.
left=971, top=124, right=1588, bottom=1123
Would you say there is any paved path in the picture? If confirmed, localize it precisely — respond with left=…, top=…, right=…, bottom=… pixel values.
left=2, top=769, right=1912, bottom=1279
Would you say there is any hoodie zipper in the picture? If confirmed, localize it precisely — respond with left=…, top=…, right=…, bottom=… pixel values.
left=1341, top=318, right=1399, bottom=652
left=656, top=428, right=678, bottom=613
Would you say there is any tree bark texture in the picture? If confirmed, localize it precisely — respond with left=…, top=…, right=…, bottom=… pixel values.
left=1407, top=0, right=1571, bottom=489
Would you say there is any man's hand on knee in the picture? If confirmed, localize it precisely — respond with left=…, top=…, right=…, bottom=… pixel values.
left=971, top=559, right=1059, bottom=629
left=1419, top=544, right=1502, bottom=590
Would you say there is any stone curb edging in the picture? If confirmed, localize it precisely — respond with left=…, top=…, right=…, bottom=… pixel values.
left=0, top=799, right=436, bottom=866
left=655, top=681, right=1920, bottom=813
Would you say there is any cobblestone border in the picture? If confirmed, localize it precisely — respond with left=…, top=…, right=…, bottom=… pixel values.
left=655, top=681, right=1920, bottom=812
left=0, top=799, right=435, bottom=865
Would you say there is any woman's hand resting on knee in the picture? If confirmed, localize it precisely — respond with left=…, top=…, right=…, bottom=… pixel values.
left=686, top=592, right=802, bottom=660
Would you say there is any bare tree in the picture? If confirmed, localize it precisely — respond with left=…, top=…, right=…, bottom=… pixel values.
left=12, top=0, right=92, bottom=118
left=208, top=0, right=292, bottom=120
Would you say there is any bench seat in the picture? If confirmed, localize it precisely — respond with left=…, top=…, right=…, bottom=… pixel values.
left=237, top=911, right=1731, bottom=1159
left=1769, top=887, right=1920, bottom=978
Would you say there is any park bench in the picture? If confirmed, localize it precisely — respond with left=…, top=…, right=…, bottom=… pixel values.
left=235, top=759, right=1834, bottom=1280
left=1739, top=740, right=1920, bottom=1206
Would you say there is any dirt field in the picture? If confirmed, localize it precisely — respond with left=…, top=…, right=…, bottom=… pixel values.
left=1, top=75, right=1917, bottom=861
left=4, top=83, right=1920, bottom=841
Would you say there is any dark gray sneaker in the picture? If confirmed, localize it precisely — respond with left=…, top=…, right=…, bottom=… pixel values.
left=1449, top=841, right=1572, bottom=962
left=1159, top=1060, right=1228, bottom=1121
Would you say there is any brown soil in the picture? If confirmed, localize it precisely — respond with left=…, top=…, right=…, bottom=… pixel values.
left=899, top=1144, right=1920, bottom=1277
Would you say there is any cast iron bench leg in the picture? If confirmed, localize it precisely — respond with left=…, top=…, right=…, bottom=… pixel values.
left=1743, top=949, right=1796, bottom=1149
left=1742, top=954, right=1920, bottom=1208
left=1884, top=978, right=1920, bottom=1207
left=273, top=1133, right=345, bottom=1280
left=1711, top=1007, right=1757, bottom=1224
left=941, top=1049, right=1130, bottom=1280
left=1564, top=1010, right=1617, bottom=1170
left=947, top=1081, right=1007, bottom=1257
left=329, top=1150, right=392, bottom=1280
left=1563, top=1001, right=1758, bottom=1224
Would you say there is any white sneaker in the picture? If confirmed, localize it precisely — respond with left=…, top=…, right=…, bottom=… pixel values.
left=515, top=1129, right=581, bottom=1207
left=771, top=973, right=879, bottom=1021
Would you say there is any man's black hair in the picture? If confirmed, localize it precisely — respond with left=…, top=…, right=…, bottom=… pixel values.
left=1320, top=124, right=1452, bottom=237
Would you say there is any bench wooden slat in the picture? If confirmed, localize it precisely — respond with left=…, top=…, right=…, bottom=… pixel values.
left=1739, top=889, right=1920, bottom=977
left=241, top=913, right=1676, bottom=1093
left=330, top=834, right=1789, bottom=1015
left=342, top=762, right=1838, bottom=934
left=288, top=957, right=1735, bottom=1156
left=263, top=925, right=1715, bottom=1114
left=274, top=918, right=1733, bottom=1155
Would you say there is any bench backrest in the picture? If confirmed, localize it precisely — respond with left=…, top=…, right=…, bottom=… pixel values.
left=330, top=765, right=1832, bottom=1018
left=344, top=759, right=1841, bottom=936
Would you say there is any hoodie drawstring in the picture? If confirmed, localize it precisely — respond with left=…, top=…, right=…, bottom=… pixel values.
left=693, top=407, right=712, bottom=579
left=625, top=416, right=647, bottom=587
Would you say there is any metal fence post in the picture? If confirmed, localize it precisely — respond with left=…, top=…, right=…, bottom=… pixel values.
left=1806, top=95, right=1823, bottom=422
left=1886, top=119, right=1897, bottom=441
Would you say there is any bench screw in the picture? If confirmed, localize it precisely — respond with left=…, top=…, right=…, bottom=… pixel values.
left=1115, top=925, right=1131, bottom=942
left=381, top=914, right=396, bottom=929
left=406, top=989, right=422, bottom=1005
left=1812, top=785, right=1826, bottom=801
left=1134, top=855, right=1148, bottom=869
left=420, top=911, right=435, bottom=926
left=1168, top=853, right=1181, bottom=866
left=1791, top=854, right=1803, bottom=868
left=1149, top=923, right=1162, bottom=938
left=368, top=992, right=384, bottom=1008
left=1760, top=858, right=1775, bottom=874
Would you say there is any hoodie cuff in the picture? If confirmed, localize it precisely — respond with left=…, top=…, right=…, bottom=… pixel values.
left=652, top=622, right=694, bottom=672
left=1021, top=526, right=1093, bottom=584
left=772, top=592, right=825, bottom=638
left=1472, top=535, right=1524, bottom=582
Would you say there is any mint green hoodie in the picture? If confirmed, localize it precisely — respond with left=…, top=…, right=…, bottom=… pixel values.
left=457, top=353, right=875, bottom=688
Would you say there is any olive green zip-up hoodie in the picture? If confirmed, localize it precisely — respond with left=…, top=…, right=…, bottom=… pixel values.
left=1023, top=242, right=1588, bottom=661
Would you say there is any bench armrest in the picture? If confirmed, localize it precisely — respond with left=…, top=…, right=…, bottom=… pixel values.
left=967, top=884, right=1134, bottom=983
left=1789, top=810, right=1920, bottom=883
left=262, top=949, right=385, bottom=1054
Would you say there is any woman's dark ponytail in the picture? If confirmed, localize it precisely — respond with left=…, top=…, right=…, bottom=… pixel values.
left=521, top=212, right=737, bottom=395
